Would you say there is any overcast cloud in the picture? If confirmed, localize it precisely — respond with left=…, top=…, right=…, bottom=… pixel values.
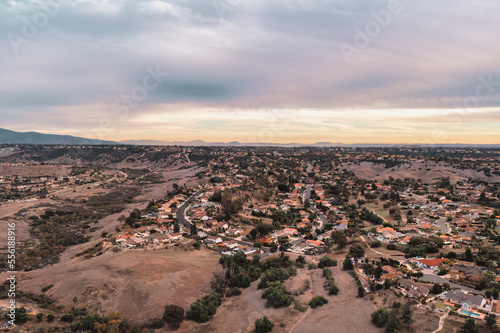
left=1, top=0, right=499, bottom=143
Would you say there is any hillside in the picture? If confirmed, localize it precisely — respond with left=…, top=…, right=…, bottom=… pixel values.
left=0, top=128, right=118, bottom=145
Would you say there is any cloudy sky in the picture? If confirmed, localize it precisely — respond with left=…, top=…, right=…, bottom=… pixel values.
left=1, top=0, right=500, bottom=144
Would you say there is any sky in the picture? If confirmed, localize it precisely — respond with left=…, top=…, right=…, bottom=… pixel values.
left=1, top=0, right=500, bottom=144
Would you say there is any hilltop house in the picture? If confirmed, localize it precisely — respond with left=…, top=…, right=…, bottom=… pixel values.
left=444, top=290, right=486, bottom=310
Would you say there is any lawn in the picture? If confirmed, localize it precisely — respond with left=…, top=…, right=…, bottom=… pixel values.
left=434, top=300, right=458, bottom=311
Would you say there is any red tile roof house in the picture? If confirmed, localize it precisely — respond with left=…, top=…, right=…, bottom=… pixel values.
left=305, top=239, right=323, bottom=247
left=414, top=258, right=445, bottom=271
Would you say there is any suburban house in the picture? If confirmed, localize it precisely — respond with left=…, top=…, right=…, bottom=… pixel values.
left=444, top=290, right=486, bottom=310
left=414, top=258, right=445, bottom=270
left=381, top=265, right=404, bottom=281
left=449, top=264, right=484, bottom=281
left=398, top=278, right=430, bottom=298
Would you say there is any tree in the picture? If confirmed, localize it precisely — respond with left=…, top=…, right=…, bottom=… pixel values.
left=332, top=230, right=348, bottom=253
left=386, top=311, right=402, bottom=333
left=343, top=255, right=354, bottom=271
left=174, top=221, right=180, bottom=233
left=254, top=316, right=274, bottom=333
left=371, top=307, right=389, bottom=328
left=401, top=304, right=414, bottom=329
left=47, top=313, right=55, bottom=322
left=73, top=296, right=78, bottom=311
left=358, top=286, right=366, bottom=298
left=261, top=282, right=293, bottom=308
left=296, top=255, right=306, bottom=268
left=460, top=318, right=479, bottom=333
left=163, top=304, right=185, bottom=329
left=278, top=236, right=291, bottom=253
left=349, top=244, right=365, bottom=266
left=318, top=256, right=337, bottom=268
left=431, top=283, right=443, bottom=295
left=36, top=313, right=44, bottom=322
left=14, top=307, right=28, bottom=325
left=252, top=253, right=261, bottom=265
left=270, top=242, right=278, bottom=253
left=486, top=314, right=497, bottom=332
left=464, top=248, right=474, bottom=262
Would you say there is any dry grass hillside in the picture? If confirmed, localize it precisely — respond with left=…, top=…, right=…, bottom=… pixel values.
left=16, top=248, right=221, bottom=322
left=343, top=161, right=499, bottom=183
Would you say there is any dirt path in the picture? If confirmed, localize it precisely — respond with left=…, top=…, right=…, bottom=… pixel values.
left=432, top=311, right=449, bottom=333
left=360, top=235, right=388, bottom=258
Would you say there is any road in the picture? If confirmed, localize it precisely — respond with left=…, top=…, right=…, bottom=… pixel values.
left=289, top=184, right=329, bottom=247
left=420, top=273, right=485, bottom=295
left=304, top=184, right=328, bottom=230
left=175, top=189, right=273, bottom=258
left=175, top=190, right=203, bottom=227
left=435, top=218, right=451, bottom=234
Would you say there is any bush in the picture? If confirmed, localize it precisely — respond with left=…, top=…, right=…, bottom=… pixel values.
left=61, top=314, right=74, bottom=322
left=322, top=268, right=339, bottom=295
left=47, top=313, right=55, bottom=322
left=258, top=268, right=286, bottom=289
left=358, top=286, right=366, bottom=298
left=309, top=296, right=329, bottom=309
left=296, top=255, right=306, bottom=268
left=371, top=240, right=382, bottom=248
left=36, top=313, right=44, bottom=322
left=328, top=283, right=339, bottom=295
left=371, top=307, right=389, bottom=328
left=163, top=304, right=184, bottom=329
left=254, top=316, right=274, bottom=333
left=261, top=282, right=294, bottom=308
left=229, top=287, right=242, bottom=296
left=308, top=263, right=318, bottom=270
left=13, top=307, right=28, bottom=325
left=70, top=322, right=82, bottom=332
left=386, top=244, right=397, bottom=250
left=343, top=257, right=354, bottom=270
left=186, top=293, right=221, bottom=323
left=41, top=284, right=54, bottom=293
left=318, top=256, right=337, bottom=268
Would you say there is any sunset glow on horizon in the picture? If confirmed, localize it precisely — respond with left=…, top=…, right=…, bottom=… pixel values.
left=1, top=0, right=499, bottom=144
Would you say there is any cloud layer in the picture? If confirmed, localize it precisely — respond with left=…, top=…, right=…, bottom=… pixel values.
left=1, top=0, right=499, bottom=143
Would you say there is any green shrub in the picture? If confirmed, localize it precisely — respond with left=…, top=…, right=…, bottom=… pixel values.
left=309, top=296, right=329, bottom=309
left=318, top=256, right=337, bottom=268
left=61, top=313, right=74, bottom=322
left=371, top=308, right=389, bottom=328
left=254, top=316, right=274, bottom=333
left=261, top=283, right=294, bottom=308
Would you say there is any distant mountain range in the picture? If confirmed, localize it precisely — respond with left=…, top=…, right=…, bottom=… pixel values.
left=1, top=128, right=499, bottom=148
left=0, top=128, right=118, bottom=145
left=119, top=139, right=500, bottom=148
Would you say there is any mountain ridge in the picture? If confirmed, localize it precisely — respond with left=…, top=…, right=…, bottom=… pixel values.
left=1, top=128, right=499, bottom=147
left=0, top=128, right=119, bottom=145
